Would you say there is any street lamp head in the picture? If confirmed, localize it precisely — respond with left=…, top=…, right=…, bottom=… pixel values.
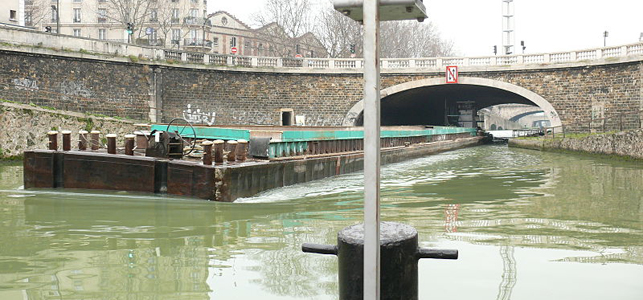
left=604, top=31, right=609, bottom=38
left=333, top=0, right=428, bottom=22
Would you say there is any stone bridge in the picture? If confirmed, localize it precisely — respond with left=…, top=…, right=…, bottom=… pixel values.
left=1, top=27, right=642, bottom=132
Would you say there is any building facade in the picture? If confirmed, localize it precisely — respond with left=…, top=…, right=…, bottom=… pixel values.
left=24, top=1, right=327, bottom=57
left=207, top=11, right=327, bottom=58
left=1, top=0, right=25, bottom=27
left=26, top=0, right=209, bottom=48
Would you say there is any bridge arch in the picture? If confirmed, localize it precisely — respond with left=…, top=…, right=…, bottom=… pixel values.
left=342, top=77, right=561, bottom=128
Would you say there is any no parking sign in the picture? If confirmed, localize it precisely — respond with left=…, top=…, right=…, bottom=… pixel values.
left=446, top=66, right=458, bottom=83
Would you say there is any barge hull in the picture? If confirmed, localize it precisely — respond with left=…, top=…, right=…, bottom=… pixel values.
left=24, top=136, right=482, bottom=202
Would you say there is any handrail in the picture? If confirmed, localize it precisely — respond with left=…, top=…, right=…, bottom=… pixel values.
left=544, top=109, right=643, bottom=137
left=180, top=42, right=643, bottom=70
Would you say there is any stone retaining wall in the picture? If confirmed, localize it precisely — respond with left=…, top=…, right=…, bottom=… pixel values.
left=1, top=46, right=641, bottom=130
left=508, top=129, right=643, bottom=160
left=0, top=101, right=136, bottom=159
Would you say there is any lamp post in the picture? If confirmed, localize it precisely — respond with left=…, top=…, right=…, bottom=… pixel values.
left=51, top=0, right=60, bottom=34
left=333, top=1, right=428, bottom=299
left=604, top=31, right=609, bottom=47
left=202, top=14, right=214, bottom=52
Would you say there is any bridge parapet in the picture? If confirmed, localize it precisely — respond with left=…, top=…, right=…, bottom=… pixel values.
left=1, top=25, right=641, bottom=71
left=152, top=43, right=643, bottom=70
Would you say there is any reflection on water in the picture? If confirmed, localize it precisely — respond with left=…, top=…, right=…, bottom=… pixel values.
left=0, top=145, right=642, bottom=300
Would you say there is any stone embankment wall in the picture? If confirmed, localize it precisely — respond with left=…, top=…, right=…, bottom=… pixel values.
left=508, top=129, right=643, bottom=160
left=0, top=101, right=136, bottom=159
left=1, top=44, right=641, bottom=129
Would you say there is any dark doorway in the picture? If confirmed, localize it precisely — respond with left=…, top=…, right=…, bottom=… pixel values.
left=281, top=110, right=293, bottom=126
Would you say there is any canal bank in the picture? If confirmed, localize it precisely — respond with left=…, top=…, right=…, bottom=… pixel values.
left=508, top=129, right=643, bottom=160
left=0, top=101, right=138, bottom=159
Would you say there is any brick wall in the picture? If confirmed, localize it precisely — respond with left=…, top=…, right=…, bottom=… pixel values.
left=0, top=48, right=641, bottom=131
left=0, top=50, right=152, bottom=121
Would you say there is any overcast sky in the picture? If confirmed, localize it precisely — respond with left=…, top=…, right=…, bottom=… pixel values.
left=208, top=0, right=643, bottom=57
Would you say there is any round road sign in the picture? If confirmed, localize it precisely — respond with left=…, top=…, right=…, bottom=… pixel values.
left=231, top=47, right=238, bottom=54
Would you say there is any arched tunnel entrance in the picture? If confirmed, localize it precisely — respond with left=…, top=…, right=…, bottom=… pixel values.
left=344, top=77, right=561, bottom=128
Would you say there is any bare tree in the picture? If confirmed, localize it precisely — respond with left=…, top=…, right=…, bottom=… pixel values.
left=251, top=0, right=316, bottom=39
left=101, top=0, right=153, bottom=40
left=24, top=0, right=53, bottom=29
left=314, top=6, right=363, bottom=58
left=380, top=21, right=454, bottom=58
left=314, top=1, right=454, bottom=58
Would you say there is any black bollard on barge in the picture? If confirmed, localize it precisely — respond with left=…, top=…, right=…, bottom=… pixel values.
left=302, top=222, right=457, bottom=300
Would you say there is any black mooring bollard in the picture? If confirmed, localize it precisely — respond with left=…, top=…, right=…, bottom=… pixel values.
left=302, top=222, right=458, bottom=300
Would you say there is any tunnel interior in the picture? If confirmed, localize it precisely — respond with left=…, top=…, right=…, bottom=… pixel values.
left=354, top=84, right=536, bottom=127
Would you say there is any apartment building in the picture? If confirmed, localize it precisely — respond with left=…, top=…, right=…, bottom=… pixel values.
left=26, top=0, right=209, bottom=48
left=1, top=0, right=25, bottom=27
left=24, top=1, right=326, bottom=58
left=208, top=11, right=327, bottom=58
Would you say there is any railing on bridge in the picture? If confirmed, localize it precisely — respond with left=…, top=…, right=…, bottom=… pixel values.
left=544, top=109, right=643, bottom=138
left=161, top=42, right=643, bottom=70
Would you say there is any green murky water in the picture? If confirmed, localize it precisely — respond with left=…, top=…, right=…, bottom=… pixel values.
left=0, top=145, right=641, bottom=299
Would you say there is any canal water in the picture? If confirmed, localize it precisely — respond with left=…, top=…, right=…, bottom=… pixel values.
left=0, top=145, right=641, bottom=300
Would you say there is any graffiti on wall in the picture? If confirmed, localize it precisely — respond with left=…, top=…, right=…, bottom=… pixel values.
left=230, top=111, right=272, bottom=125
left=60, top=81, right=93, bottom=100
left=183, top=104, right=216, bottom=125
left=344, top=112, right=360, bottom=125
left=13, top=78, right=39, bottom=91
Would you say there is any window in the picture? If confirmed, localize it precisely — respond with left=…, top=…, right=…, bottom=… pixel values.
left=74, top=0, right=82, bottom=2
left=258, top=43, right=264, bottom=56
left=73, top=29, right=81, bottom=37
left=25, top=12, right=33, bottom=26
left=188, top=29, right=197, bottom=44
left=296, top=44, right=300, bottom=54
left=150, top=9, right=158, bottom=22
left=172, top=29, right=181, bottom=45
left=229, top=36, right=236, bottom=48
left=221, top=17, right=227, bottom=25
left=51, top=8, right=57, bottom=22
left=97, top=9, right=106, bottom=23
left=213, top=37, right=218, bottom=50
left=73, top=8, right=81, bottom=23
left=190, top=9, right=198, bottom=18
left=149, top=29, right=158, bottom=45
left=98, top=29, right=106, bottom=40
left=9, top=10, right=17, bottom=21
left=99, top=0, right=106, bottom=2
left=171, top=9, right=179, bottom=23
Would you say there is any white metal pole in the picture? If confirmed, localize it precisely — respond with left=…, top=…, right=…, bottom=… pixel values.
left=363, top=0, right=380, bottom=299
